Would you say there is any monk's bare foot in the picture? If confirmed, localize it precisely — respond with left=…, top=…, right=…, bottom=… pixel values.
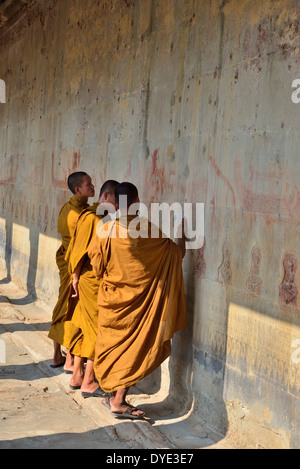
left=63, top=350, right=74, bottom=373
left=50, top=359, right=65, bottom=367
left=50, top=351, right=66, bottom=368
left=80, top=381, right=99, bottom=394
left=70, top=371, right=84, bottom=388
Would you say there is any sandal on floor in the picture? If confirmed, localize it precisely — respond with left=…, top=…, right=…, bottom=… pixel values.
left=69, top=385, right=81, bottom=390
left=81, top=386, right=106, bottom=399
left=111, top=407, right=145, bottom=420
left=102, top=396, right=111, bottom=409
left=50, top=358, right=66, bottom=369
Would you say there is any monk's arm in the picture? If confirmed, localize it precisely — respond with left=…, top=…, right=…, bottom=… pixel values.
left=88, top=235, right=105, bottom=279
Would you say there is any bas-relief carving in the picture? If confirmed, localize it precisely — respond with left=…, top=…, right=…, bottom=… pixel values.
left=246, top=246, right=262, bottom=297
left=218, top=244, right=232, bottom=286
left=279, top=253, right=298, bottom=306
left=214, top=243, right=299, bottom=309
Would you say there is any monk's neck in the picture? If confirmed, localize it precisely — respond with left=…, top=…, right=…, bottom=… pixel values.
left=70, top=195, right=89, bottom=207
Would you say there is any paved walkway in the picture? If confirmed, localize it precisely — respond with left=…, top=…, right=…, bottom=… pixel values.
left=0, top=279, right=236, bottom=449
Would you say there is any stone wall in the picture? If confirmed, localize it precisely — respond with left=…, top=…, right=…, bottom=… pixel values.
left=0, top=0, right=299, bottom=448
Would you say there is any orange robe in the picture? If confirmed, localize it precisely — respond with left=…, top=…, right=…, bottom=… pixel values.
left=65, top=203, right=102, bottom=360
left=48, top=195, right=89, bottom=351
left=88, top=215, right=187, bottom=393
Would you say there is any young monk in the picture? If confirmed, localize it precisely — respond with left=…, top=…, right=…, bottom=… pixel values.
left=48, top=172, right=95, bottom=371
left=88, top=182, right=187, bottom=419
left=65, top=180, right=119, bottom=397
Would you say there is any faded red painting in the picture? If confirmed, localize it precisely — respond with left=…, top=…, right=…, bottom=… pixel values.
left=279, top=253, right=298, bottom=306
left=246, top=246, right=262, bottom=297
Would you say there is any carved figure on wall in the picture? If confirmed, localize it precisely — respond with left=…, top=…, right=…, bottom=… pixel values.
left=246, top=246, right=262, bottom=296
left=37, top=205, right=42, bottom=227
left=279, top=253, right=298, bottom=306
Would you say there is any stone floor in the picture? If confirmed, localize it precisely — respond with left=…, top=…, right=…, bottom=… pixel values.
left=0, top=279, right=237, bottom=450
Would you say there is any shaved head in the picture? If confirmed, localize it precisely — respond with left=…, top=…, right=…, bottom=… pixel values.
left=67, top=172, right=88, bottom=194
left=115, top=182, right=139, bottom=209
left=99, top=180, right=119, bottom=198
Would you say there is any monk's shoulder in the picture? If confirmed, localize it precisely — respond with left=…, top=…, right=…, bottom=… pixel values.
left=95, top=218, right=115, bottom=240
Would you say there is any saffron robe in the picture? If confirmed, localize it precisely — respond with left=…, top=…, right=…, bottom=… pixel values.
left=65, top=203, right=102, bottom=360
left=48, top=195, right=89, bottom=351
left=88, top=215, right=187, bottom=393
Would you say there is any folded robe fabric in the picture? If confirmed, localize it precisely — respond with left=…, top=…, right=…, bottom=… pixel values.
left=48, top=196, right=89, bottom=351
left=88, top=215, right=187, bottom=393
left=65, top=203, right=102, bottom=360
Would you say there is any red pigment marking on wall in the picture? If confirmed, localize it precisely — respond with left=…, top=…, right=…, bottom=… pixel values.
left=218, top=243, right=232, bottom=286
left=234, top=158, right=300, bottom=220
left=72, top=152, right=80, bottom=170
left=26, top=160, right=44, bottom=186
left=51, top=153, right=66, bottom=189
left=279, top=253, right=298, bottom=306
left=51, top=152, right=81, bottom=190
left=194, top=238, right=206, bottom=278
left=0, top=154, right=19, bottom=185
left=209, top=155, right=237, bottom=221
left=210, top=194, right=222, bottom=232
left=152, top=153, right=165, bottom=197
left=37, top=205, right=42, bottom=227
left=144, top=149, right=166, bottom=204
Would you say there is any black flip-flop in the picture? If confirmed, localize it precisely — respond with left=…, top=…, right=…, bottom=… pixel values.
left=111, top=407, right=145, bottom=420
left=102, top=396, right=111, bottom=409
left=69, top=385, right=81, bottom=390
left=81, top=386, right=106, bottom=399
left=50, top=358, right=66, bottom=369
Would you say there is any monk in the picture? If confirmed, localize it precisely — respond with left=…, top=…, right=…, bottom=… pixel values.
left=65, top=180, right=119, bottom=397
left=88, top=182, right=187, bottom=419
left=48, top=172, right=95, bottom=370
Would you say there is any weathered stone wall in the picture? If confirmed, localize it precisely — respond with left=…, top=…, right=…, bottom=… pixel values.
left=0, top=0, right=300, bottom=448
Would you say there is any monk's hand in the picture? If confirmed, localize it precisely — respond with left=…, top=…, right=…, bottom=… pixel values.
left=71, top=279, right=79, bottom=298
